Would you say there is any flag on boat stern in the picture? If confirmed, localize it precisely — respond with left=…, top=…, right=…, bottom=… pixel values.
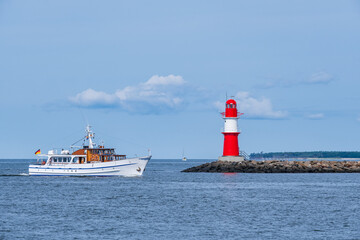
left=35, top=149, right=41, bottom=155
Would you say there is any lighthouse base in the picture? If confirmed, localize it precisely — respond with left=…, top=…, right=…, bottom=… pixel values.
left=218, top=156, right=245, bottom=162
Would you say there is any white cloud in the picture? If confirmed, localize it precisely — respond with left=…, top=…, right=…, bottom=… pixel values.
left=70, top=75, right=188, bottom=114
left=307, top=113, right=324, bottom=120
left=214, top=101, right=224, bottom=111
left=69, top=89, right=117, bottom=107
left=144, top=75, right=185, bottom=86
left=215, top=92, right=287, bottom=119
left=307, top=72, right=333, bottom=84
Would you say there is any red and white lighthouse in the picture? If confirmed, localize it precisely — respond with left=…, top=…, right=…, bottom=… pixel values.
left=219, top=99, right=245, bottom=161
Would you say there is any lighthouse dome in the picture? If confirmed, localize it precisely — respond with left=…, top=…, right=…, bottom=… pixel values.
left=226, top=99, right=237, bottom=108
left=226, top=99, right=236, bottom=105
left=225, top=99, right=237, bottom=117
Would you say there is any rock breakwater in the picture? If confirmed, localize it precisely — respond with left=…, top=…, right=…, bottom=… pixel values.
left=182, top=160, right=360, bottom=173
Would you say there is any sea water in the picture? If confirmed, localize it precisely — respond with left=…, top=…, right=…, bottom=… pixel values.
left=1, top=159, right=360, bottom=240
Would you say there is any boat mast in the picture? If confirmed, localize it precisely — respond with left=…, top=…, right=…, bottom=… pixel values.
left=86, top=125, right=95, bottom=148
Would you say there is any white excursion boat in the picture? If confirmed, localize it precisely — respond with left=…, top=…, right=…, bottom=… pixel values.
left=29, top=126, right=151, bottom=177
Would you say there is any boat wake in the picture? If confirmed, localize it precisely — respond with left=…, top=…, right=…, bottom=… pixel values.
left=0, top=173, right=29, bottom=177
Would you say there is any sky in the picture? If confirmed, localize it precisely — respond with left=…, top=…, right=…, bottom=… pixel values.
left=1, top=0, right=360, bottom=159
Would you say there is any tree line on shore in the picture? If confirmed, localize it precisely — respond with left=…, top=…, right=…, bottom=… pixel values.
left=249, top=151, right=360, bottom=159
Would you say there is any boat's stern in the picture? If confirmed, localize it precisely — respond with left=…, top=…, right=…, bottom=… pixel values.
left=28, top=164, right=46, bottom=176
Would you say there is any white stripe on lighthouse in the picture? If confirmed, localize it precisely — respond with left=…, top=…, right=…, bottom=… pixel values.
left=224, top=118, right=238, bottom=132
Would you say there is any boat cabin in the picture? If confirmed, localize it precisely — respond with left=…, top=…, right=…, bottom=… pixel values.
left=71, top=147, right=126, bottom=163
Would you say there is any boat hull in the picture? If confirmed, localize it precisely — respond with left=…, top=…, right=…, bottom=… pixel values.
left=29, top=156, right=150, bottom=177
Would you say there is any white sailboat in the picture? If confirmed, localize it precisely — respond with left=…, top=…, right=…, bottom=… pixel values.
left=182, top=148, right=187, bottom=161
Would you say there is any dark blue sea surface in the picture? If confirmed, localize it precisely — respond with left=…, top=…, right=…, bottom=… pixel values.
left=1, top=159, right=360, bottom=239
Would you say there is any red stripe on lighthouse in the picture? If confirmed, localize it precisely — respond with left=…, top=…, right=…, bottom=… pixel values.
left=222, top=132, right=239, bottom=156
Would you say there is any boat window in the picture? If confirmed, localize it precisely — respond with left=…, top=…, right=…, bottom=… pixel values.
left=72, top=158, right=77, bottom=163
left=53, top=157, right=57, bottom=163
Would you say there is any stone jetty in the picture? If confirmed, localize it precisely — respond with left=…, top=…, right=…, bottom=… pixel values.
left=182, top=160, right=360, bottom=173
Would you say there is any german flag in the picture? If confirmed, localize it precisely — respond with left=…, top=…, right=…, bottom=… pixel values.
left=35, top=149, right=41, bottom=155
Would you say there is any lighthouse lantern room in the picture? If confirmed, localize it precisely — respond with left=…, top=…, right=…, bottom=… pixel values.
left=219, top=99, right=245, bottom=162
